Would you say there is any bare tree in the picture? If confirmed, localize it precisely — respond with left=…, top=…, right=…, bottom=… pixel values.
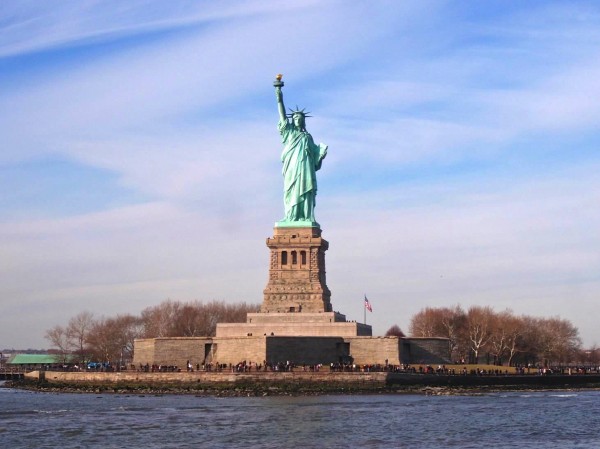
left=86, top=317, right=118, bottom=365
left=170, top=303, right=202, bottom=336
left=409, top=305, right=468, bottom=361
left=45, top=325, right=71, bottom=364
left=384, top=324, right=406, bottom=337
left=517, top=315, right=543, bottom=366
left=406, top=305, right=582, bottom=367
left=439, top=305, right=467, bottom=361
left=140, top=299, right=181, bottom=337
left=502, top=314, right=525, bottom=366
left=409, top=307, right=442, bottom=337
left=488, top=309, right=513, bottom=365
left=537, top=317, right=581, bottom=365
left=115, top=314, right=144, bottom=364
left=66, top=311, right=94, bottom=364
left=86, top=314, right=143, bottom=367
left=141, top=299, right=260, bottom=338
left=466, top=306, right=494, bottom=363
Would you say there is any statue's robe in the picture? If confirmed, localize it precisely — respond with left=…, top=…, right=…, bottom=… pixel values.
left=278, top=119, right=327, bottom=222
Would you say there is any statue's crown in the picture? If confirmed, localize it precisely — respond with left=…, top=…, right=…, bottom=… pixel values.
left=286, top=106, right=312, bottom=118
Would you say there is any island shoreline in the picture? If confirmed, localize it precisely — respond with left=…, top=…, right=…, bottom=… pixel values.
left=5, top=370, right=600, bottom=396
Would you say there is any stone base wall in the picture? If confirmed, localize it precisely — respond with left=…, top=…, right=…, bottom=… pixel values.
left=245, top=312, right=347, bottom=324
left=134, top=336, right=344, bottom=366
left=401, top=338, right=451, bottom=364
left=133, top=337, right=212, bottom=368
left=214, top=337, right=267, bottom=365
left=216, top=321, right=371, bottom=338
left=266, top=337, right=346, bottom=365
left=133, top=339, right=156, bottom=366
left=133, top=335, right=450, bottom=367
left=345, top=337, right=401, bottom=365
left=154, top=337, right=209, bottom=366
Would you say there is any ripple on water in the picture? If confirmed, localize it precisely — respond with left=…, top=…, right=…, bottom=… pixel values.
left=1, top=389, right=600, bottom=448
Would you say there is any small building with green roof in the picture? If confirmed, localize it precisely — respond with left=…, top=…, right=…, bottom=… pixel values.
left=7, top=353, right=73, bottom=370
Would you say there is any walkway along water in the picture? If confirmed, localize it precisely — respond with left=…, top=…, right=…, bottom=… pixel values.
left=0, top=370, right=24, bottom=381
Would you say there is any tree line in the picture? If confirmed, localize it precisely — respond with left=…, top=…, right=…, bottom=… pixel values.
left=406, top=305, right=587, bottom=366
left=45, top=300, right=593, bottom=368
left=45, top=300, right=259, bottom=366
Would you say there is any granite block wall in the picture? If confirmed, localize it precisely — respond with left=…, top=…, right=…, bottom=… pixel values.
left=401, top=338, right=451, bottom=364
left=345, top=337, right=401, bottom=365
left=266, top=336, right=346, bottom=365
left=213, top=337, right=267, bottom=365
left=133, top=337, right=210, bottom=368
left=133, top=336, right=451, bottom=367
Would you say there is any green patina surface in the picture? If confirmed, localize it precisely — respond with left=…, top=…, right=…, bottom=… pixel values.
left=274, top=75, right=327, bottom=226
left=275, top=219, right=320, bottom=228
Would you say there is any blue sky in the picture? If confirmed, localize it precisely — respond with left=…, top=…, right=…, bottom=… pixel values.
left=1, top=0, right=599, bottom=349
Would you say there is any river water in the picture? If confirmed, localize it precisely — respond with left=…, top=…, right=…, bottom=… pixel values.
left=1, top=385, right=599, bottom=448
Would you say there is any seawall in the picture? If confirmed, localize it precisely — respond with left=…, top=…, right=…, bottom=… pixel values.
left=26, top=370, right=386, bottom=391
left=19, top=371, right=600, bottom=394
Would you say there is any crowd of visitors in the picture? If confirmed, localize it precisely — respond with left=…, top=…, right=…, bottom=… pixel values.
left=21, top=360, right=600, bottom=376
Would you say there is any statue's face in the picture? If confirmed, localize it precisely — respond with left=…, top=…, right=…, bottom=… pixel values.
left=293, top=113, right=305, bottom=129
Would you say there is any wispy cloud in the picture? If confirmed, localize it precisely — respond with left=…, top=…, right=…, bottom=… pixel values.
left=0, top=0, right=322, bottom=58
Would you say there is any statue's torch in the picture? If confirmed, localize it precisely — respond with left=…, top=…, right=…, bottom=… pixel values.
left=273, top=74, right=284, bottom=88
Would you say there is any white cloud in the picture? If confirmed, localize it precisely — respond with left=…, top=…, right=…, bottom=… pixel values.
left=0, top=0, right=322, bottom=58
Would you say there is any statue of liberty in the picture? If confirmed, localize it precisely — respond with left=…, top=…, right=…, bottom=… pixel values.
left=274, top=75, right=328, bottom=227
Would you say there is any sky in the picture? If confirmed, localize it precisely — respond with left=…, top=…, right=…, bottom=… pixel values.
left=1, top=0, right=599, bottom=350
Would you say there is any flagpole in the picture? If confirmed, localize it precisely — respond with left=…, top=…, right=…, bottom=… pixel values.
left=364, top=295, right=366, bottom=325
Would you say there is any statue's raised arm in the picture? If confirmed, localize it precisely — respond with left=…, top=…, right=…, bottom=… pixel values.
left=274, top=74, right=286, bottom=122
left=273, top=75, right=328, bottom=228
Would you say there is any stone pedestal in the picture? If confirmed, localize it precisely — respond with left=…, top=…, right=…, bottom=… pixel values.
left=209, top=223, right=376, bottom=359
left=261, top=226, right=332, bottom=313
left=216, top=312, right=372, bottom=338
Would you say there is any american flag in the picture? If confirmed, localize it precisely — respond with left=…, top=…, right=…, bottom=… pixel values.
left=364, top=295, right=373, bottom=312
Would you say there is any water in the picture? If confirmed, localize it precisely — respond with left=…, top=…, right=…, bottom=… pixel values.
left=1, top=385, right=599, bottom=448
